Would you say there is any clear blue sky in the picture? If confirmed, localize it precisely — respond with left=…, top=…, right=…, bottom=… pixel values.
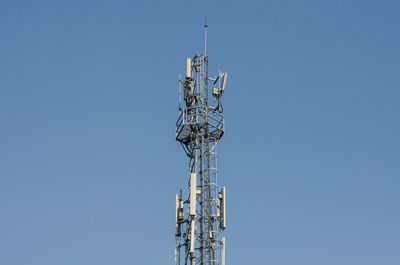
left=1, top=0, right=399, bottom=264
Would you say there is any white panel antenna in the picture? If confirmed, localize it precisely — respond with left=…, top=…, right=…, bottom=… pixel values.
left=190, top=173, right=197, bottom=216
left=221, top=236, right=226, bottom=265
left=220, top=187, right=226, bottom=230
left=186, top=58, right=191, bottom=79
left=190, top=220, right=196, bottom=254
left=220, top=72, right=228, bottom=92
left=175, top=194, right=179, bottom=235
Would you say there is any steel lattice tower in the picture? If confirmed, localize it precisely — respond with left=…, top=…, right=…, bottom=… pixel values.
left=174, top=24, right=228, bottom=265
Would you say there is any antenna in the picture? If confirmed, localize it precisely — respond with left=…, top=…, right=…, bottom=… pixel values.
left=204, top=17, right=208, bottom=57
left=175, top=25, right=228, bottom=265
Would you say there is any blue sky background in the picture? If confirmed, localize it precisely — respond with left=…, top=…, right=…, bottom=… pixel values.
left=1, top=0, right=399, bottom=264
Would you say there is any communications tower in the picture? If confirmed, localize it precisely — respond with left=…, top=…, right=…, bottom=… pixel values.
left=174, top=24, right=228, bottom=265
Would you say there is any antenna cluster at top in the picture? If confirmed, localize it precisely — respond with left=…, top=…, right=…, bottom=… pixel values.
left=182, top=24, right=228, bottom=113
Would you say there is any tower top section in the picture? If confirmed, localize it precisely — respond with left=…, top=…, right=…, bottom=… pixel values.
left=175, top=25, right=228, bottom=157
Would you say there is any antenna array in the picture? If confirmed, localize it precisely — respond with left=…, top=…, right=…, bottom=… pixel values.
left=174, top=25, right=228, bottom=265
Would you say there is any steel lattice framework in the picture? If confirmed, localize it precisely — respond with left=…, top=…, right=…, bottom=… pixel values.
left=174, top=25, right=227, bottom=265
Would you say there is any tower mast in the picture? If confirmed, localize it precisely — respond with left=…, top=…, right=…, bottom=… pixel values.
left=175, top=25, right=228, bottom=265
